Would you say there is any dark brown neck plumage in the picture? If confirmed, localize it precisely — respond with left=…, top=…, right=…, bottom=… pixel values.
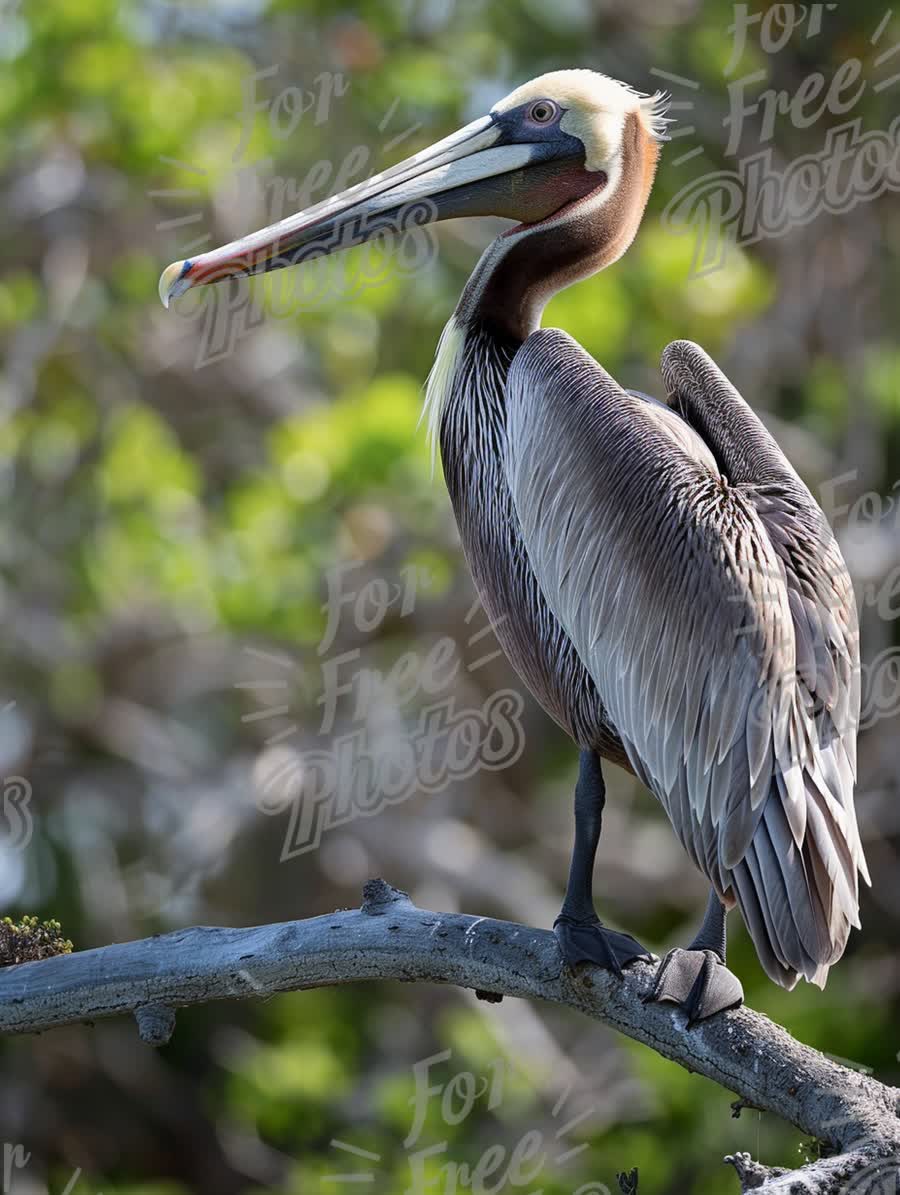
left=456, top=110, right=659, bottom=343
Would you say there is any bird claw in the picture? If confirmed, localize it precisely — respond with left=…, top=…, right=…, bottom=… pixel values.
left=645, top=947, right=743, bottom=1027
left=554, top=916, right=654, bottom=977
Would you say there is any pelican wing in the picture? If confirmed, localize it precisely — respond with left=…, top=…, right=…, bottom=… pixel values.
left=504, top=330, right=867, bottom=988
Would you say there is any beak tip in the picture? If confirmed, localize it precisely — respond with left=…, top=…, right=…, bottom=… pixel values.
left=158, top=260, right=191, bottom=310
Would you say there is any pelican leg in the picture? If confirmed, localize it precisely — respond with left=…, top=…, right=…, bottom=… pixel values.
left=645, top=890, right=744, bottom=1027
left=554, top=750, right=653, bottom=975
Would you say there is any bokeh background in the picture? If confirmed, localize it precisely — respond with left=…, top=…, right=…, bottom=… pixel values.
left=1, top=0, right=899, bottom=1192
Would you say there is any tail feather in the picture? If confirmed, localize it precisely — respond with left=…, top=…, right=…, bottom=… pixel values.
left=763, top=798, right=829, bottom=962
left=729, top=768, right=865, bottom=989
left=731, top=860, right=799, bottom=990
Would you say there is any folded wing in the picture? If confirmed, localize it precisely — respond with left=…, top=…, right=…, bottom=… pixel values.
left=504, top=331, right=867, bottom=988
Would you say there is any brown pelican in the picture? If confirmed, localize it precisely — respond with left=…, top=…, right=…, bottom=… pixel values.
left=160, top=70, right=869, bottom=1023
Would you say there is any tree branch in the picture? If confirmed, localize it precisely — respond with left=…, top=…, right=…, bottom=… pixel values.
left=1, top=880, right=897, bottom=1193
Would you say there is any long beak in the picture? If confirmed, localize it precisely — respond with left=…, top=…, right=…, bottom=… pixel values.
left=158, top=115, right=567, bottom=307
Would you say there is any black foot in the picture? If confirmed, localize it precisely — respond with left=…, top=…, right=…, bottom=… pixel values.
left=645, top=948, right=743, bottom=1027
left=554, top=915, right=654, bottom=977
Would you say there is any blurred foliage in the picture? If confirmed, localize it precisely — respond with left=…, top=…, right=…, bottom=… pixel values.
left=0, top=1, right=899, bottom=1193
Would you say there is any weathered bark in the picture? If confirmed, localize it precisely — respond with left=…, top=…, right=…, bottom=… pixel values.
left=1, top=880, right=897, bottom=1193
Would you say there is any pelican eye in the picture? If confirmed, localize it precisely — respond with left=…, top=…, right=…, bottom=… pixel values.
left=528, top=99, right=558, bottom=124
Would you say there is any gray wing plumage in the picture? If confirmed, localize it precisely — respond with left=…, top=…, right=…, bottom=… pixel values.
left=504, top=331, right=868, bottom=989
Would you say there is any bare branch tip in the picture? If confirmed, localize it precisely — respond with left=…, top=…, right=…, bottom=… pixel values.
left=732, top=1096, right=764, bottom=1118
left=361, top=878, right=411, bottom=915
left=724, top=1152, right=789, bottom=1192
left=617, top=1166, right=639, bottom=1193
left=134, top=1003, right=176, bottom=1046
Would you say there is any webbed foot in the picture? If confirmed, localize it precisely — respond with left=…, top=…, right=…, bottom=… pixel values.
left=554, top=915, right=654, bottom=976
left=645, top=947, right=743, bottom=1027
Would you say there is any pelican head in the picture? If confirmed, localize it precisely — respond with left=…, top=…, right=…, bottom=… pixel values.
left=158, top=70, right=667, bottom=311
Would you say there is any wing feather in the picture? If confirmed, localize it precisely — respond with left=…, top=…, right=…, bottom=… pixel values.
left=503, top=330, right=867, bottom=988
